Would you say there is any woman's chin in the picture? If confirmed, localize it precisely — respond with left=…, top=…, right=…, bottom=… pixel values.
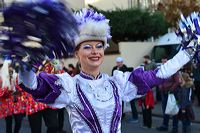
left=87, top=62, right=101, bottom=68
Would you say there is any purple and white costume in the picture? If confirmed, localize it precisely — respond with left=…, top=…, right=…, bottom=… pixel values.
left=19, top=50, right=190, bottom=133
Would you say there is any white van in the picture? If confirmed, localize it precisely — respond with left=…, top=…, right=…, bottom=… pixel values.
left=151, top=32, right=181, bottom=64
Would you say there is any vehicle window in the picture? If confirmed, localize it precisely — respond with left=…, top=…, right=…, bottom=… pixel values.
left=151, top=44, right=180, bottom=63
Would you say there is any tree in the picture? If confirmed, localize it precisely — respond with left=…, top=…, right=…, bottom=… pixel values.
left=157, top=0, right=200, bottom=27
left=88, top=5, right=168, bottom=42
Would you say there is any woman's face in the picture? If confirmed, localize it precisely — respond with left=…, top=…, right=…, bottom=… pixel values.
left=75, top=40, right=104, bottom=71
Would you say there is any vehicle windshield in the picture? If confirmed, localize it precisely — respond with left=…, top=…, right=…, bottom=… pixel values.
left=151, top=44, right=180, bottom=63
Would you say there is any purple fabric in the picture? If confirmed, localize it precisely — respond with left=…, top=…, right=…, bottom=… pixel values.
left=20, top=72, right=61, bottom=104
left=109, top=80, right=121, bottom=133
left=1, top=1, right=78, bottom=70
left=129, top=68, right=165, bottom=95
left=75, top=84, right=103, bottom=133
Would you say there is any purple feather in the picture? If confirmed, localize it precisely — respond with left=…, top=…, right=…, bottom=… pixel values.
left=176, top=12, right=200, bottom=64
left=0, top=0, right=78, bottom=70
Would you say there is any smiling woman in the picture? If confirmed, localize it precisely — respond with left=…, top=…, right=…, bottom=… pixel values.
left=16, top=5, right=198, bottom=133
left=75, top=41, right=104, bottom=78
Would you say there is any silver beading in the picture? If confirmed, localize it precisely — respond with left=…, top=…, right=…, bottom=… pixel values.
left=88, top=80, right=113, bottom=102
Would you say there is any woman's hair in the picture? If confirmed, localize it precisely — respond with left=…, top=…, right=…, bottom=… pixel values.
left=180, top=72, right=193, bottom=88
left=75, top=43, right=81, bottom=51
left=73, top=62, right=81, bottom=75
left=68, top=64, right=75, bottom=69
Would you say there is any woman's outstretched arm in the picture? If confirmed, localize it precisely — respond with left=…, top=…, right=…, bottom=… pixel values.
left=128, top=50, right=190, bottom=95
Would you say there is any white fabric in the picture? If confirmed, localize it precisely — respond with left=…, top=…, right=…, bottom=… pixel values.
left=165, top=93, right=179, bottom=116
left=19, top=70, right=38, bottom=90
left=111, top=70, right=138, bottom=102
left=116, top=57, right=124, bottom=62
left=48, top=72, right=137, bottom=133
left=75, top=20, right=108, bottom=47
left=1, top=60, right=11, bottom=89
left=123, top=102, right=132, bottom=113
left=18, top=49, right=191, bottom=133
left=74, top=9, right=110, bottom=48
left=156, top=50, right=190, bottom=79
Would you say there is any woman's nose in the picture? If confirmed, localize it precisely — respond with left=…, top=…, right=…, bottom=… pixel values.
left=91, top=48, right=98, bottom=54
left=90, top=46, right=99, bottom=53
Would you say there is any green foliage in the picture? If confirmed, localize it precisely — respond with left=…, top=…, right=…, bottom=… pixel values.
left=88, top=5, right=169, bottom=42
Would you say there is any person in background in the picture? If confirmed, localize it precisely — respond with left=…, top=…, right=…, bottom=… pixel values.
left=0, top=61, right=26, bottom=133
left=192, top=63, right=200, bottom=106
left=111, top=57, right=128, bottom=75
left=144, top=55, right=161, bottom=102
left=67, top=64, right=75, bottom=77
left=157, top=57, right=181, bottom=133
left=72, top=62, right=81, bottom=76
left=178, top=70, right=194, bottom=133
left=138, top=90, right=154, bottom=128
left=143, top=55, right=156, bottom=71
left=138, top=55, right=156, bottom=128
left=127, top=98, right=139, bottom=123
left=112, top=57, right=138, bottom=122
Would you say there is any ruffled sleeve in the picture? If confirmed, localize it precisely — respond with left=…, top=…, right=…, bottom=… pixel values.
left=128, top=68, right=163, bottom=95
left=112, top=70, right=138, bottom=102
left=19, top=71, right=75, bottom=108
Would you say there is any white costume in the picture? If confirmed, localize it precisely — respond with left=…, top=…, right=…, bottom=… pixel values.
left=1, top=2, right=199, bottom=133
left=19, top=50, right=190, bottom=133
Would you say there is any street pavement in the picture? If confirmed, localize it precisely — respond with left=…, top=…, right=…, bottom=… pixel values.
left=0, top=101, right=200, bottom=133
left=137, top=101, right=200, bottom=124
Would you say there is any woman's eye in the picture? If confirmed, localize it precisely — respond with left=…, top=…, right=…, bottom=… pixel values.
left=96, top=43, right=104, bottom=49
left=82, top=45, right=92, bottom=49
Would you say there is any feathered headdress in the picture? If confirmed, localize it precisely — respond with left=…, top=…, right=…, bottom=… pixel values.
left=176, top=12, right=200, bottom=63
left=74, top=8, right=111, bottom=48
left=0, top=0, right=78, bottom=71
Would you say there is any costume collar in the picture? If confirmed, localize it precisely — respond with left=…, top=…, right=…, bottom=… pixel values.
left=79, top=71, right=102, bottom=80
